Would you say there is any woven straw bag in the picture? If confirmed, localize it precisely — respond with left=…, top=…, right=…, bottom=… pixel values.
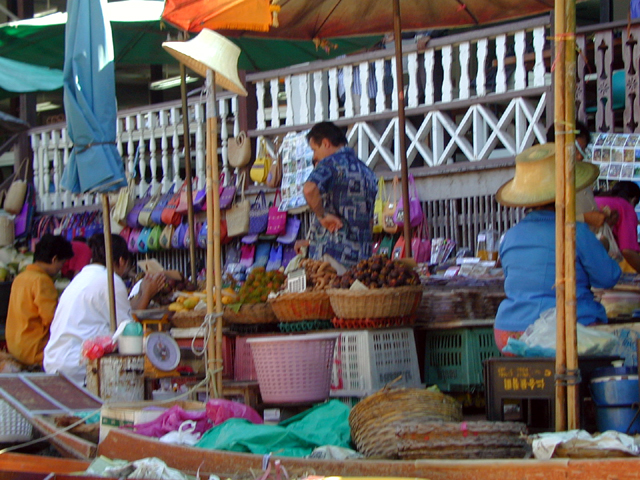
left=228, top=131, right=251, bottom=168
left=4, top=158, right=28, bottom=215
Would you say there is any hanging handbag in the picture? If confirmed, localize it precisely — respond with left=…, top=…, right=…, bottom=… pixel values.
left=253, top=242, right=271, bottom=269
left=248, top=190, right=269, bottom=235
left=128, top=228, right=141, bottom=253
left=266, top=146, right=282, bottom=189
left=378, top=234, right=395, bottom=257
left=392, top=235, right=406, bottom=260
left=14, top=183, right=36, bottom=239
left=239, top=243, right=256, bottom=268
left=226, top=172, right=250, bottom=237
left=198, top=221, right=208, bottom=249
left=138, top=188, right=161, bottom=227
left=4, top=158, right=29, bottom=215
left=176, top=178, right=197, bottom=215
left=111, top=176, right=136, bottom=228
left=147, top=225, right=162, bottom=251
left=127, top=186, right=152, bottom=228
left=411, top=215, right=431, bottom=263
left=394, top=174, right=423, bottom=228
left=383, top=176, right=399, bottom=234
left=228, top=131, right=251, bottom=169
left=120, top=226, right=132, bottom=245
left=281, top=244, right=297, bottom=269
left=219, top=172, right=237, bottom=210
left=151, top=184, right=176, bottom=225
left=172, top=222, right=188, bottom=249
left=373, top=176, right=386, bottom=234
left=266, top=190, right=287, bottom=236
left=250, top=138, right=271, bottom=184
left=159, top=224, right=174, bottom=249
left=266, top=244, right=283, bottom=271
left=0, top=214, right=14, bottom=247
left=161, top=181, right=187, bottom=226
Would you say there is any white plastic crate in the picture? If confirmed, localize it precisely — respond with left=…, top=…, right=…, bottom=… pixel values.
left=331, top=328, right=421, bottom=396
left=0, top=400, right=32, bottom=443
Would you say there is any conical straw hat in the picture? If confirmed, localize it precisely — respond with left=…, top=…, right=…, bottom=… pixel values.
left=162, top=29, right=247, bottom=97
left=496, top=143, right=599, bottom=207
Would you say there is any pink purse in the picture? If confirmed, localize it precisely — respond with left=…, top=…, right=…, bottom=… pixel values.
left=411, top=215, right=431, bottom=263
left=266, top=190, right=287, bottom=236
left=394, top=174, right=423, bottom=228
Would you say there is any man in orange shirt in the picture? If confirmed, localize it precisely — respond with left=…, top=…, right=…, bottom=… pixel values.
left=5, top=234, right=74, bottom=368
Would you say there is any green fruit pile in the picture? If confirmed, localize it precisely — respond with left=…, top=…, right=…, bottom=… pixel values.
left=330, top=255, right=421, bottom=289
left=238, top=267, right=286, bottom=304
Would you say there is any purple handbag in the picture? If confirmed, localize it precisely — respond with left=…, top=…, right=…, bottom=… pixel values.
left=248, top=191, right=269, bottom=235
left=172, top=222, right=188, bottom=249
left=266, top=190, right=287, bottom=236
left=14, top=183, right=35, bottom=238
left=219, top=184, right=236, bottom=210
left=393, top=174, right=423, bottom=228
left=151, top=185, right=175, bottom=225
left=281, top=245, right=297, bottom=269
left=127, top=186, right=152, bottom=228
left=128, top=228, right=141, bottom=253
left=266, top=244, right=283, bottom=271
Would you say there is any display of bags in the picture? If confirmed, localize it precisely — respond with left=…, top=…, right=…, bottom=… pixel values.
left=248, top=190, right=269, bottom=235
left=266, top=190, right=287, bottom=236
left=382, top=177, right=399, bottom=234
left=228, top=131, right=251, bottom=169
left=4, top=158, right=29, bottom=215
left=250, top=138, right=270, bottom=184
left=226, top=172, right=250, bottom=237
left=394, top=174, right=423, bottom=229
left=373, top=176, right=386, bottom=234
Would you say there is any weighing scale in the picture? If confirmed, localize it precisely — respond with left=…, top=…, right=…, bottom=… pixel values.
left=141, top=317, right=181, bottom=378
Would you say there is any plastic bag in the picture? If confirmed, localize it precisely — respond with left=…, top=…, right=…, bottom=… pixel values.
left=504, top=308, right=618, bottom=356
left=159, top=420, right=201, bottom=446
left=206, top=398, right=263, bottom=426
left=81, top=336, right=116, bottom=360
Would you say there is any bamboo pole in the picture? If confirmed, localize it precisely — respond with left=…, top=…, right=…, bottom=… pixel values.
left=564, top=0, right=580, bottom=430
left=554, top=0, right=568, bottom=432
left=180, top=63, right=198, bottom=286
left=205, top=70, right=224, bottom=399
left=392, top=0, right=412, bottom=257
left=101, top=194, right=117, bottom=333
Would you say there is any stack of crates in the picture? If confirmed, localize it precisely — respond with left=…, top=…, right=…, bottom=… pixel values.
left=331, top=328, right=421, bottom=406
left=424, top=327, right=500, bottom=391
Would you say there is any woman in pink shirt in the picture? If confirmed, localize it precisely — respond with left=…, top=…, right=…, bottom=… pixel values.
left=595, top=181, right=640, bottom=272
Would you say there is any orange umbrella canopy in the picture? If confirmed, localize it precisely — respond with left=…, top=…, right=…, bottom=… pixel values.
left=162, top=0, right=278, bottom=33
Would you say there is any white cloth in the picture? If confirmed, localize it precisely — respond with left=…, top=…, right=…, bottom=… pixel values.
left=44, top=264, right=133, bottom=385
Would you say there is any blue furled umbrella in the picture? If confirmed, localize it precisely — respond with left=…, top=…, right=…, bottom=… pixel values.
left=60, top=0, right=127, bottom=194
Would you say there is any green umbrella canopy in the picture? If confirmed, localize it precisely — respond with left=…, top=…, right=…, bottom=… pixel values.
left=0, top=56, right=63, bottom=100
left=0, top=0, right=381, bottom=72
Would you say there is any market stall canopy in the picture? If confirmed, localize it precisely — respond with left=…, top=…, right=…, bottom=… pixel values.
left=0, top=57, right=63, bottom=99
left=0, top=0, right=381, bottom=72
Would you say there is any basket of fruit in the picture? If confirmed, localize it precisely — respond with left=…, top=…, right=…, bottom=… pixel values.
left=223, top=268, right=286, bottom=324
left=169, top=292, right=207, bottom=328
left=268, top=259, right=337, bottom=322
left=327, top=255, right=423, bottom=319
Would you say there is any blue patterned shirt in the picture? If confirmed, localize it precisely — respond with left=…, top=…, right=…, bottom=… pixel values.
left=306, top=147, right=378, bottom=267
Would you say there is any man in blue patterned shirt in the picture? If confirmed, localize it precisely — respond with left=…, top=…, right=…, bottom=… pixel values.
left=302, top=122, right=378, bottom=267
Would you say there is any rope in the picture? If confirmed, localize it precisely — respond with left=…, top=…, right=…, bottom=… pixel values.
left=555, top=368, right=582, bottom=386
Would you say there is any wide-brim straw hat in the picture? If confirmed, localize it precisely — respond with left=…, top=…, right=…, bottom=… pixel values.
left=162, top=29, right=248, bottom=97
left=495, top=143, right=599, bottom=208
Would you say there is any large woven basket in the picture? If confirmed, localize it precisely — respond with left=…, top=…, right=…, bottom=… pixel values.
left=349, top=388, right=462, bottom=459
left=223, top=302, right=278, bottom=324
left=170, top=310, right=207, bottom=328
left=268, top=291, right=334, bottom=322
left=327, top=286, right=423, bottom=319
left=396, top=421, right=529, bottom=459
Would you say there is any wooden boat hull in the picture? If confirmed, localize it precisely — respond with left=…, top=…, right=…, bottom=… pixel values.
left=30, top=415, right=97, bottom=460
left=0, top=452, right=90, bottom=475
left=98, top=429, right=640, bottom=480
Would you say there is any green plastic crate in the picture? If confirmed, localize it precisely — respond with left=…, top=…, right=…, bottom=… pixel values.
left=425, top=327, right=501, bottom=391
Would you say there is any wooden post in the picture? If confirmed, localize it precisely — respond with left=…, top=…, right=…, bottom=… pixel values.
left=205, top=70, right=224, bottom=399
left=180, top=63, right=198, bottom=286
left=554, top=0, right=568, bottom=432
left=101, top=194, right=117, bottom=333
left=564, top=0, right=580, bottom=430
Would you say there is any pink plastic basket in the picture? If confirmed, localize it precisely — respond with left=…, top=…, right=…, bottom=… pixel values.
left=248, top=333, right=339, bottom=404
left=234, top=335, right=260, bottom=381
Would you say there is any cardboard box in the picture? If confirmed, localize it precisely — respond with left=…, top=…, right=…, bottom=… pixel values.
left=99, top=400, right=205, bottom=442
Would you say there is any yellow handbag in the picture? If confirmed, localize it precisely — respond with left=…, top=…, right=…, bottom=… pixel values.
left=250, top=138, right=271, bottom=184
left=373, top=176, right=386, bottom=234
left=383, top=176, right=399, bottom=234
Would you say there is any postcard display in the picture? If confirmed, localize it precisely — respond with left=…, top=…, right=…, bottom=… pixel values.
left=591, top=132, right=640, bottom=188
left=279, top=131, right=315, bottom=211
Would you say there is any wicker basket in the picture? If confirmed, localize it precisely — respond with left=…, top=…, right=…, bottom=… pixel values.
left=349, top=388, right=462, bottom=459
left=170, top=310, right=207, bottom=328
left=327, top=286, right=423, bottom=319
left=396, top=421, right=529, bottom=459
left=0, top=400, right=32, bottom=442
left=268, top=291, right=334, bottom=322
left=223, top=302, right=278, bottom=324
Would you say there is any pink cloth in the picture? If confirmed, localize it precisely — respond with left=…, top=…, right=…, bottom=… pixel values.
left=594, top=196, right=640, bottom=252
left=61, top=241, right=92, bottom=278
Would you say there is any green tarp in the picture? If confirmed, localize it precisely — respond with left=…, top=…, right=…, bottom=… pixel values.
left=195, top=400, right=352, bottom=457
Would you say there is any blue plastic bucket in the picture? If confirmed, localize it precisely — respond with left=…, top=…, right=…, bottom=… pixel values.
left=591, top=366, right=640, bottom=433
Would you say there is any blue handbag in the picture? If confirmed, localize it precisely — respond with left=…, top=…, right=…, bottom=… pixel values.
left=151, top=184, right=175, bottom=225
left=248, top=191, right=269, bottom=235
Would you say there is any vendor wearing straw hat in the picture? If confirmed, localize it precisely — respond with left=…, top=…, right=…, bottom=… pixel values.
left=493, top=143, right=622, bottom=352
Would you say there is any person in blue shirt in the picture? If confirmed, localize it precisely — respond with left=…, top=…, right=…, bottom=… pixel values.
left=494, top=143, right=622, bottom=352
left=300, top=122, right=378, bottom=267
